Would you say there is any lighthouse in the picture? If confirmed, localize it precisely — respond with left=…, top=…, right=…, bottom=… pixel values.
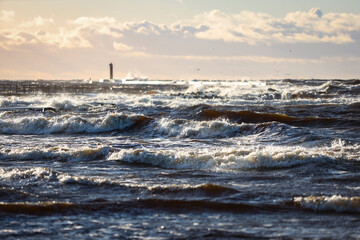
left=109, top=63, right=113, bottom=79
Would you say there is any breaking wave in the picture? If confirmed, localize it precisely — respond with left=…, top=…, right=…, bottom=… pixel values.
left=294, top=195, right=360, bottom=213
left=153, top=118, right=284, bottom=138
left=0, top=113, right=151, bottom=135
left=0, top=167, right=58, bottom=182
left=0, top=166, right=237, bottom=199
left=0, top=146, right=110, bottom=162
left=0, top=166, right=127, bottom=189
left=2, top=139, right=357, bottom=169
left=198, top=109, right=358, bottom=127
left=279, top=80, right=360, bottom=100
left=108, top=144, right=341, bottom=170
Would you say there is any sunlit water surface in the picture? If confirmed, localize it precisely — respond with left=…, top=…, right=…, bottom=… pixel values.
left=0, top=79, right=359, bottom=239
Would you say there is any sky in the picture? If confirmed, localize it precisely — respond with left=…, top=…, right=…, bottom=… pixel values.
left=1, top=0, right=360, bottom=80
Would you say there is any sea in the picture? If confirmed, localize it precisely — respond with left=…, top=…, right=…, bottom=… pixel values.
left=0, top=79, right=359, bottom=239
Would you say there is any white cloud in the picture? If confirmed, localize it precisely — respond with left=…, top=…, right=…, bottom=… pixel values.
left=0, top=10, right=14, bottom=22
left=20, top=16, right=54, bottom=28
left=71, top=16, right=122, bottom=38
left=1, top=8, right=360, bottom=80
left=122, top=20, right=169, bottom=35
left=2, top=8, right=359, bottom=51
left=113, top=41, right=133, bottom=51
left=72, top=16, right=117, bottom=25
left=184, top=8, right=359, bottom=44
left=272, top=32, right=354, bottom=44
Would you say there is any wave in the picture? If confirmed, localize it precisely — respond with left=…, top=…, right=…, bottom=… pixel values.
left=59, top=178, right=237, bottom=198
left=293, top=195, right=360, bottom=213
left=109, top=139, right=357, bottom=170
left=198, top=109, right=357, bottom=127
left=0, top=187, right=38, bottom=202
left=0, top=109, right=305, bottom=138
left=0, top=113, right=151, bottom=135
left=320, top=81, right=360, bottom=95
left=174, top=79, right=360, bottom=101
left=0, top=201, right=79, bottom=215
left=0, top=94, right=91, bottom=110
left=348, top=101, right=360, bottom=110
left=148, top=183, right=238, bottom=197
left=0, top=166, right=133, bottom=192
left=0, top=146, right=110, bottom=162
left=0, top=98, right=35, bottom=108
left=0, top=167, right=59, bottom=186
left=2, top=194, right=359, bottom=216
left=108, top=145, right=338, bottom=170
left=153, top=118, right=282, bottom=138
left=0, top=166, right=238, bottom=199
left=280, top=80, right=360, bottom=100
left=0, top=199, right=285, bottom=215
left=2, top=139, right=356, bottom=168
left=0, top=167, right=133, bottom=194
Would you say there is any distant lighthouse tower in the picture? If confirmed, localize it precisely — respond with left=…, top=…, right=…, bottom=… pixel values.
left=109, top=63, right=113, bottom=79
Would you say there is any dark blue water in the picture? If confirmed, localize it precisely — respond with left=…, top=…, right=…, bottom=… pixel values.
left=0, top=79, right=359, bottom=239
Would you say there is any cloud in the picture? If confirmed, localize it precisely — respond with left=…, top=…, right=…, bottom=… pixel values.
left=113, top=41, right=133, bottom=51
left=2, top=8, right=359, bottom=52
left=184, top=8, right=359, bottom=44
left=20, top=16, right=54, bottom=28
left=272, top=32, right=354, bottom=44
left=0, top=10, right=14, bottom=22
left=0, top=27, right=93, bottom=49
left=122, top=20, right=169, bottom=35
left=1, top=8, right=360, bottom=80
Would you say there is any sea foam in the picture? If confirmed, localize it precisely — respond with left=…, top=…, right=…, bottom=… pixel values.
left=0, top=146, right=110, bottom=162
left=108, top=144, right=339, bottom=170
left=294, top=195, right=360, bottom=213
left=0, top=113, right=147, bottom=134
left=154, top=118, right=260, bottom=138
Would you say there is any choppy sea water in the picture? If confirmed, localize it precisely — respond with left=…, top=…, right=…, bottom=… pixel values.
left=0, top=79, right=359, bottom=239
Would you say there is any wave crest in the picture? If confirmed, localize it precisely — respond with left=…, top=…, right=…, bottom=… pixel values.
left=197, top=109, right=348, bottom=127
left=154, top=118, right=272, bottom=138
left=294, top=195, right=360, bottom=213
left=109, top=145, right=335, bottom=170
left=0, top=146, right=110, bottom=162
left=0, top=113, right=150, bottom=135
